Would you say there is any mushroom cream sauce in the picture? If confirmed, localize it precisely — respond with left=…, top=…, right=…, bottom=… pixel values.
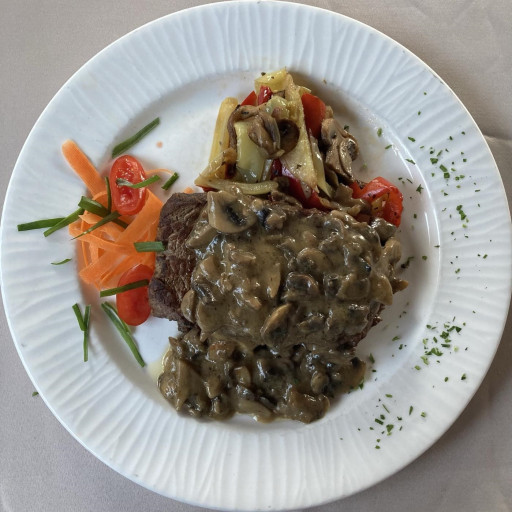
left=158, top=187, right=406, bottom=423
left=157, top=70, right=407, bottom=423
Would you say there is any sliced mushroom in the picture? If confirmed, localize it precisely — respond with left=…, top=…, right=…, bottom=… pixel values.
left=296, top=247, right=332, bottom=275
left=227, top=104, right=299, bottom=159
left=276, top=118, right=300, bottom=153
left=260, top=303, right=293, bottom=342
left=370, top=217, right=397, bottom=244
left=297, top=313, right=325, bottom=333
left=262, top=261, right=281, bottom=299
left=186, top=221, right=218, bottom=249
left=207, top=190, right=257, bottom=233
left=320, top=118, right=359, bottom=184
left=283, top=272, right=320, bottom=301
left=180, top=289, right=197, bottom=323
left=249, top=110, right=284, bottom=157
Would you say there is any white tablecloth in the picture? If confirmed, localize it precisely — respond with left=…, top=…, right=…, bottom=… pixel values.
left=1, top=1, right=511, bottom=511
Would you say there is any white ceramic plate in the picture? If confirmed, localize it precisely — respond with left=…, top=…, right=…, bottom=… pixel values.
left=1, top=1, right=511, bottom=510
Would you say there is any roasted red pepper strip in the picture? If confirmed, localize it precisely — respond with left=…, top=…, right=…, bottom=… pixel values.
left=257, top=85, right=273, bottom=105
left=301, top=93, right=326, bottom=139
left=350, top=177, right=403, bottom=226
left=281, top=164, right=326, bottom=210
left=241, top=90, right=257, bottom=106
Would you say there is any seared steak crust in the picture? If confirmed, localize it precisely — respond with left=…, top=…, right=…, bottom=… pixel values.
left=148, top=193, right=207, bottom=329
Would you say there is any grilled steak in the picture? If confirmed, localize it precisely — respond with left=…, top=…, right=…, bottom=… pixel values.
left=148, top=193, right=207, bottom=330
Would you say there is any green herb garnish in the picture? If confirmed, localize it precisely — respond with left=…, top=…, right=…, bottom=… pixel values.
left=101, top=302, right=145, bottom=367
left=161, top=172, right=179, bottom=191
left=105, top=176, right=112, bottom=213
left=83, top=305, right=91, bottom=362
left=111, top=117, right=160, bottom=158
left=72, top=211, right=122, bottom=239
left=99, top=279, right=149, bottom=297
left=78, top=196, right=128, bottom=229
left=17, top=218, right=65, bottom=231
left=116, top=175, right=161, bottom=189
left=51, top=258, right=72, bottom=265
left=72, top=303, right=91, bottom=362
left=134, top=241, right=165, bottom=252
left=43, top=208, right=84, bottom=237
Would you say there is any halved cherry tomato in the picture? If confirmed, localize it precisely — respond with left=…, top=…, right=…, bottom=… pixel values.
left=350, top=177, right=403, bottom=226
left=281, top=164, right=326, bottom=210
left=116, top=264, right=153, bottom=326
left=109, top=155, right=148, bottom=216
left=241, top=90, right=257, bottom=106
left=257, top=85, right=273, bottom=105
left=301, top=93, right=326, bottom=139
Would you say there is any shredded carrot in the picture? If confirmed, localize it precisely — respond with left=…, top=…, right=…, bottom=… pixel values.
left=62, top=141, right=164, bottom=290
left=183, top=187, right=194, bottom=194
left=146, top=168, right=175, bottom=177
left=62, top=140, right=106, bottom=197
left=114, top=191, right=162, bottom=244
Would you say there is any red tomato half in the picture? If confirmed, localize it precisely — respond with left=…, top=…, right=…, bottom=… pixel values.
left=350, top=177, right=403, bottom=226
left=301, top=93, right=326, bottom=139
left=116, top=264, right=153, bottom=326
left=110, top=155, right=148, bottom=216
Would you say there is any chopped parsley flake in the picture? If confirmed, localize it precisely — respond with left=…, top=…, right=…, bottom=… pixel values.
left=406, top=158, right=416, bottom=165
left=377, top=128, right=383, bottom=137
left=416, top=184, right=423, bottom=193
left=456, top=204, right=468, bottom=221
left=408, top=136, right=416, bottom=142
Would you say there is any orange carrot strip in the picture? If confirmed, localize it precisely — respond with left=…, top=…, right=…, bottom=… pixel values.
left=70, top=231, right=135, bottom=254
left=99, top=254, right=141, bottom=288
left=62, top=140, right=106, bottom=197
left=183, top=187, right=194, bottom=194
left=146, top=168, right=175, bottom=176
left=114, top=191, right=162, bottom=244
left=79, top=251, right=124, bottom=285
left=77, top=191, right=162, bottom=286
left=77, top=213, right=125, bottom=238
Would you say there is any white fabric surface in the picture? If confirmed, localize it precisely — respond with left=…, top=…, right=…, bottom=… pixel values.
left=1, top=0, right=511, bottom=511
